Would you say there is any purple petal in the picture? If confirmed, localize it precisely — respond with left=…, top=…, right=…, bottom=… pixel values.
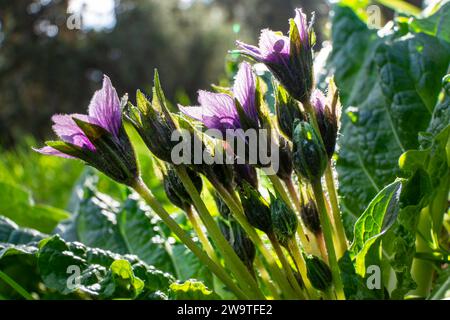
left=294, top=8, right=308, bottom=43
left=180, top=91, right=241, bottom=132
left=233, top=62, right=258, bottom=124
left=51, top=114, right=96, bottom=151
left=88, top=75, right=121, bottom=137
left=311, top=89, right=326, bottom=114
left=32, top=146, right=74, bottom=159
left=236, top=40, right=264, bottom=61
left=198, top=91, right=238, bottom=120
left=258, top=29, right=290, bottom=64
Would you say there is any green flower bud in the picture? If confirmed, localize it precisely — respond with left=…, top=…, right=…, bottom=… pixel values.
left=125, top=70, right=178, bottom=163
left=163, top=165, right=202, bottom=210
left=238, top=181, right=272, bottom=234
left=275, top=84, right=304, bottom=140
left=300, top=200, right=321, bottom=235
left=304, top=254, right=332, bottom=291
left=292, top=120, right=327, bottom=182
left=270, top=193, right=298, bottom=245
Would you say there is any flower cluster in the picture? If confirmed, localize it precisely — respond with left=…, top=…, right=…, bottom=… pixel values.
left=35, top=7, right=346, bottom=300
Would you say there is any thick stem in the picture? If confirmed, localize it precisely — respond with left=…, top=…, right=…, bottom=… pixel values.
left=410, top=207, right=435, bottom=298
left=311, top=180, right=345, bottom=300
left=131, top=177, right=248, bottom=300
left=254, top=256, right=281, bottom=300
left=284, top=177, right=313, bottom=253
left=287, top=239, right=319, bottom=299
left=268, top=233, right=305, bottom=299
left=185, top=206, right=219, bottom=263
left=175, top=166, right=264, bottom=299
left=213, top=181, right=300, bottom=299
left=324, top=164, right=348, bottom=258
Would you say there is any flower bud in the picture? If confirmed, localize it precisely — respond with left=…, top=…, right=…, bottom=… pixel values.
left=35, top=76, right=139, bottom=186
left=292, top=120, right=327, bottom=183
left=238, top=181, right=272, bottom=234
left=300, top=200, right=321, bottom=235
left=125, top=70, right=178, bottom=163
left=233, top=164, right=258, bottom=189
left=311, top=89, right=338, bottom=159
left=270, top=193, right=298, bottom=245
left=275, top=84, right=304, bottom=140
left=304, top=254, right=332, bottom=291
left=236, top=9, right=315, bottom=103
left=163, top=165, right=202, bottom=210
left=276, top=136, right=293, bottom=182
left=69, top=117, right=139, bottom=185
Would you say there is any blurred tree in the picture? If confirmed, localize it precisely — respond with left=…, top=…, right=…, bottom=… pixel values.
left=0, top=0, right=238, bottom=146
left=0, top=0, right=331, bottom=147
left=216, top=0, right=330, bottom=43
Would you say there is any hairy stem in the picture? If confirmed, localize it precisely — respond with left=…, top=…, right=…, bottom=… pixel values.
left=175, top=166, right=265, bottom=299
left=311, top=180, right=345, bottom=300
left=324, top=164, right=348, bottom=258
left=131, top=177, right=249, bottom=300
left=185, top=206, right=219, bottom=263
left=268, top=233, right=305, bottom=299
left=287, top=239, right=319, bottom=299
left=284, top=176, right=313, bottom=253
left=213, top=180, right=300, bottom=299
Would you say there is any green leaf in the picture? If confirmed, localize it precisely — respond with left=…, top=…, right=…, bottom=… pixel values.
left=338, top=251, right=383, bottom=299
left=329, top=4, right=450, bottom=238
left=36, top=235, right=173, bottom=298
left=98, top=260, right=144, bottom=299
left=55, top=172, right=213, bottom=287
left=0, top=181, right=69, bottom=233
left=169, top=279, right=220, bottom=300
left=350, top=180, right=403, bottom=275
left=408, top=2, right=450, bottom=42
left=389, top=124, right=450, bottom=298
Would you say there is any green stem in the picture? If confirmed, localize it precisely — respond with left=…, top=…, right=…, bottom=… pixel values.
left=213, top=180, right=300, bottom=299
left=185, top=206, right=219, bottom=263
left=254, top=256, right=281, bottom=300
left=0, top=270, right=33, bottom=300
left=410, top=206, right=435, bottom=298
left=175, top=166, right=265, bottom=299
left=311, top=180, right=345, bottom=300
left=287, top=239, right=318, bottom=299
left=283, top=176, right=313, bottom=253
left=131, top=177, right=249, bottom=300
left=267, top=233, right=305, bottom=299
left=324, top=164, right=348, bottom=258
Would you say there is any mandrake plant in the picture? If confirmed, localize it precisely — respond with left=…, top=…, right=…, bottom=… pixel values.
left=23, top=3, right=450, bottom=300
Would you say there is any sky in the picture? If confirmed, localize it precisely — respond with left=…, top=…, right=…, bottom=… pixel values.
left=68, top=0, right=116, bottom=30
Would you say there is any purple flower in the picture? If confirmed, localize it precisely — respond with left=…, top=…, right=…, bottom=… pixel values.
left=34, top=75, right=138, bottom=185
left=179, top=62, right=258, bottom=134
left=236, top=29, right=290, bottom=66
left=236, top=8, right=314, bottom=103
left=34, top=76, right=121, bottom=158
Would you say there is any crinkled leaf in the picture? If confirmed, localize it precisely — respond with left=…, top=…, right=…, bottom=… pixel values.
left=350, top=180, right=402, bottom=275
left=329, top=4, right=450, bottom=238
left=169, top=279, right=220, bottom=300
